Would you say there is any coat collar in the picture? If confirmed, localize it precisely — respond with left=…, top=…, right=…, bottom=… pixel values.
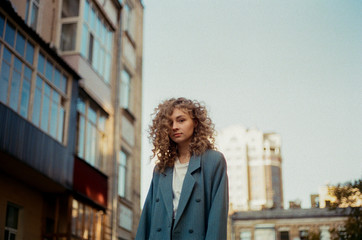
left=159, top=154, right=202, bottom=228
left=159, top=166, right=173, bottom=223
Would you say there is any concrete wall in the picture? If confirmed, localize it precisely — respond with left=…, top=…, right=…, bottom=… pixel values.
left=0, top=174, right=43, bottom=240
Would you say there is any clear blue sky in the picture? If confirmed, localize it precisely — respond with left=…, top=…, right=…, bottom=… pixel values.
left=140, top=0, right=362, bottom=208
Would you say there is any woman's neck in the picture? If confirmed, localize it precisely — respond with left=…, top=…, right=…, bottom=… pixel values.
left=177, top=144, right=190, bottom=163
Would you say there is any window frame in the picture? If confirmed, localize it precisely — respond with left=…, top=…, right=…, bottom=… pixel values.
left=118, top=149, right=131, bottom=200
left=0, top=18, right=35, bottom=117
left=4, top=203, right=21, bottom=240
left=120, top=68, right=132, bottom=111
left=59, top=0, right=80, bottom=53
left=80, top=0, right=113, bottom=84
left=60, top=0, right=114, bottom=84
left=76, top=95, right=107, bottom=169
left=32, top=50, right=69, bottom=143
left=0, top=14, right=71, bottom=144
left=279, top=231, right=289, bottom=240
left=25, top=0, right=39, bottom=30
left=299, top=229, right=309, bottom=240
left=123, top=2, right=135, bottom=41
left=240, top=230, right=252, bottom=240
left=71, top=199, right=104, bottom=240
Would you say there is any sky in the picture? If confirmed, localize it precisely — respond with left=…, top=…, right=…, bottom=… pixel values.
left=140, top=0, right=362, bottom=208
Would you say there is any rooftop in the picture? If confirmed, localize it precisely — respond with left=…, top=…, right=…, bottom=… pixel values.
left=232, top=207, right=352, bottom=220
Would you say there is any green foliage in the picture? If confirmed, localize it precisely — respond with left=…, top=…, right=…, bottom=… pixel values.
left=331, top=179, right=362, bottom=208
left=329, top=179, right=362, bottom=240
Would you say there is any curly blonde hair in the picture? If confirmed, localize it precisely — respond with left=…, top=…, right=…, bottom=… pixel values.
left=149, top=97, right=215, bottom=172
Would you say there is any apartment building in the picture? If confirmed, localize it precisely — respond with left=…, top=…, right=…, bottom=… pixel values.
left=0, top=0, right=143, bottom=239
left=229, top=208, right=349, bottom=240
left=217, top=125, right=283, bottom=211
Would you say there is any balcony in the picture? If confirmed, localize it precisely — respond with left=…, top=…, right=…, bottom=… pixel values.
left=73, top=156, right=108, bottom=208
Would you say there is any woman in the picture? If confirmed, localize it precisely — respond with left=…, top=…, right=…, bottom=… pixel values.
left=136, top=97, right=228, bottom=240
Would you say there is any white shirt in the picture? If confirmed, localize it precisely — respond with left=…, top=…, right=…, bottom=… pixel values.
left=172, top=159, right=189, bottom=219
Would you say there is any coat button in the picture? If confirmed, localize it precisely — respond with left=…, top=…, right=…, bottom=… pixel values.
left=157, top=228, right=162, bottom=232
left=189, top=229, right=194, bottom=233
left=156, top=198, right=160, bottom=202
left=196, top=198, right=201, bottom=202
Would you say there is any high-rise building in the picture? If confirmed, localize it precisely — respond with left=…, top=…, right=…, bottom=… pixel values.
left=217, top=125, right=283, bottom=211
left=0, top=0, right=143, bottom=239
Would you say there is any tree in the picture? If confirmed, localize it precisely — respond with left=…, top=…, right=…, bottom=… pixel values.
left=329, top=179, right=362, bottom=240
left=308, top=230, right=321, bottom=240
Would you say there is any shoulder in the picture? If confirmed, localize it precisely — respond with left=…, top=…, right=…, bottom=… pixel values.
left=203, top=149, right=224, bottom=159
left=201, top=149, right=226, bottom=168
left=151, top=165, right=163, bottom=180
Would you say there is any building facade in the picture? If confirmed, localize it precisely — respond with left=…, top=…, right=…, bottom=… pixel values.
left=229, top=208, right=349, bottom=240
left=217, top=125, right=283, bottom=211
left=0, top=0, right=143, bottom=239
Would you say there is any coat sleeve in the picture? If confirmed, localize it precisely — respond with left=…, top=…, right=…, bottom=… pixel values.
left=135, top=170, right=155, bottom=240
left=205, top=153, right=229, bottom=240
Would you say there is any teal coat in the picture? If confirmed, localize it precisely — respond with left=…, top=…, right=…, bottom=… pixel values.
left=136, top=150, right=229, bottom=240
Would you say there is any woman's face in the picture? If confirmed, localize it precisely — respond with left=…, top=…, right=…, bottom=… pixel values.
left=168, top=108, right=196, bottom=147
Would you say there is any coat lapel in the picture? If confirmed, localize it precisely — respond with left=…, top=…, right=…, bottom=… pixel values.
left=173, top=154, right=201, bottom=228
left=159, top=167, right=174, bottom=223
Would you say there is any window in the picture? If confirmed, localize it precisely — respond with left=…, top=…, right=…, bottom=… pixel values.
left=123, top=3, right=135, bottom=40
left=71, top=199, right=103, bottom=240
left=0, top=14, right=69, bottom=143
left=280, top=231, right=289, bottom=240
left=80, top=0, right=113, bottom=84
left=254, top=228, right=275, bottom=240
left=4, top=203, right=21, bottom=240
left=60, top=0, right=79, bottom=52
left=25, top=0, right=39, bottom=30
left=61, top=0, right=80, bottom=17
left=76, top=96, right=107, bottom=168
left=240, top=230, right=251, bottom=240
left=33, top=52, right=68, bottom=142
left=60, top=0, right=113, bottom=83
left=60, top=23, right=77, bottom=51
left=118, top=150, right=130, bottom=199
left=320, top=226, right=330, bottom=240
left=299, top=230, right=309, bottom=240
left=1, top=19, right=34, bottom=117
left=0, top=46, right=32, bottom=118
left=120, top=69, right=131, bottom=109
